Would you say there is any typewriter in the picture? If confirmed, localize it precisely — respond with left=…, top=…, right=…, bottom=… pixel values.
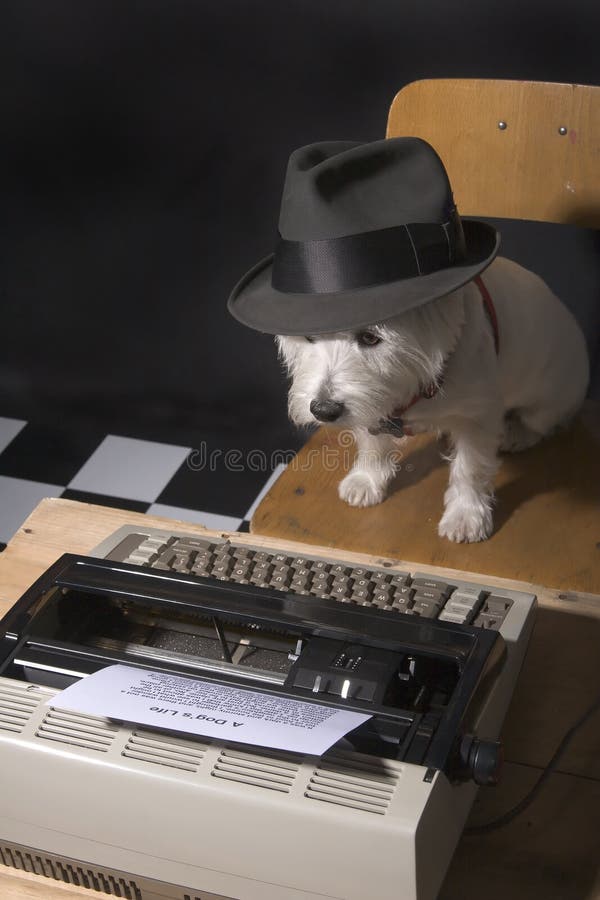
left=0, top=525, right=537, bottom=900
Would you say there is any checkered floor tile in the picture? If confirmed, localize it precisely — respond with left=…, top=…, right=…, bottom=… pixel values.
left=0, top=415, right=292, bottom=547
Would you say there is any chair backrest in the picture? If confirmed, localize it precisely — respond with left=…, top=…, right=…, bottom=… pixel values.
left=387, top=79, right=600, bottom=228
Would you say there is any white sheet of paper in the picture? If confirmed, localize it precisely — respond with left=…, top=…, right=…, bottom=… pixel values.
left=49, top=665, right=372, bottom=756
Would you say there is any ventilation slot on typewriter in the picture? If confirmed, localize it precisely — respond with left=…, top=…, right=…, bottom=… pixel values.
left=0, top=684, right=42, bottom=734
left=183, top=893, right=235, bottom=900
left=0, top=842, right=142, bottom=898
left=123, top=729, right=209, bottom=772
left=35, top=708, right=118, bottom=752
left=305, top=749, right=401, bottom=814
left=212, top=747, right=301, bottom=793
left=183, top=895, right=235, bottom=900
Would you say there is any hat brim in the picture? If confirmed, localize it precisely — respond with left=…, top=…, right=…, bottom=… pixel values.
left=228, top=219, right=500, bottom=335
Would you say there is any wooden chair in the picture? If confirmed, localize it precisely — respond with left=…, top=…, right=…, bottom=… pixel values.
left=386, top=79, right=600, bottom=227
left=250, top=79, right=600, bottom=593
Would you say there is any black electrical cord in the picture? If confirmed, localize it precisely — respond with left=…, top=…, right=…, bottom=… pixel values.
left=466, top=693, right=600, bottom=835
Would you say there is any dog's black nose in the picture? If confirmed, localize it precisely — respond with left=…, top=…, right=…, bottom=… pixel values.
left=310, top=399, right=345, bottom=422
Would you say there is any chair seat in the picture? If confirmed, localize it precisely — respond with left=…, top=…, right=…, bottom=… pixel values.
left=251, top=401, right=600, bottom=593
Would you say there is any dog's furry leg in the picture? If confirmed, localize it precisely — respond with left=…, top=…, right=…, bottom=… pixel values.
left=338, top=430, right=400, bottom=507
left=438, top=417, right=502, bottom=542
left=500, top=409, right=544, bottom=453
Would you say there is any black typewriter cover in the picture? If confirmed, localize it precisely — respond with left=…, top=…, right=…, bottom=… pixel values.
left=0, top=554, right=506, bottom=784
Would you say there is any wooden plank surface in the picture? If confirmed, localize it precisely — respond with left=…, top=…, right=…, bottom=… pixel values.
left=0, top=869, right=98, bottom=899
left=387, top=79, right=600, bottom=227
left=0, top=498, right=599, bottom=898
left=251, top=404, right=600, bottom=595
left=442, top=762, right=600, bottom=900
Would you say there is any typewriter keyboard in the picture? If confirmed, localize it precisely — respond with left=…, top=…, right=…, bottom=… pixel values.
left=99, top=526, right=515, bottom=631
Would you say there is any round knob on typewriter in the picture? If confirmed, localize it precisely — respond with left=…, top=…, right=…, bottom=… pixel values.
left=459, top=735, right=503, bottom=786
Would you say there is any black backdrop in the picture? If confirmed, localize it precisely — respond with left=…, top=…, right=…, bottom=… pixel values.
left=1, top=0, right=599, bottom=449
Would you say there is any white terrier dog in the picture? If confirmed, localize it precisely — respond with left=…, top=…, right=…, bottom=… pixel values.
left=277, top=256, right=589, bottom=543
left=227, top=137, right=590, bottom=541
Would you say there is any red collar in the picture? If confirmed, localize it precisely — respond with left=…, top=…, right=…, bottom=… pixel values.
left=386, top=276, right=499, bottom=433
left=474, top=274, right=499, bottom=354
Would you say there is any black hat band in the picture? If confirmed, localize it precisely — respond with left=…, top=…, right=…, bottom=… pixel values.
left=272, top=212, right=467, bottom=295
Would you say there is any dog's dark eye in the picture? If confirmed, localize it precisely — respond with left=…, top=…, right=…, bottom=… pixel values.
left=304, top=335, right=315, bottom=343
left=356, top=331, right=381, bottom=347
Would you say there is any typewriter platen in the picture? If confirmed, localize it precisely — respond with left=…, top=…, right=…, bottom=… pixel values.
left=0, top=536, right=537, bottom=900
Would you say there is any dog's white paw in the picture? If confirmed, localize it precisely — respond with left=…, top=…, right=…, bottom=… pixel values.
left=338, top=470, right=386, bottom=507
left=438, top=500, right=493, bottom=543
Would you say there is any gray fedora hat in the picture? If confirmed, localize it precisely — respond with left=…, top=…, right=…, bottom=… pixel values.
left=228, top=137, right=500, bottom=335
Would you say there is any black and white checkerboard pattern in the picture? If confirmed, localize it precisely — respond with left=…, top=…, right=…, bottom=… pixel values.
left=0, top=417, right=290, bottom=550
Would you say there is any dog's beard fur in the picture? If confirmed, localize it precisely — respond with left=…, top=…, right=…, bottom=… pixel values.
left=277, top=289, right=466, bottom=432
